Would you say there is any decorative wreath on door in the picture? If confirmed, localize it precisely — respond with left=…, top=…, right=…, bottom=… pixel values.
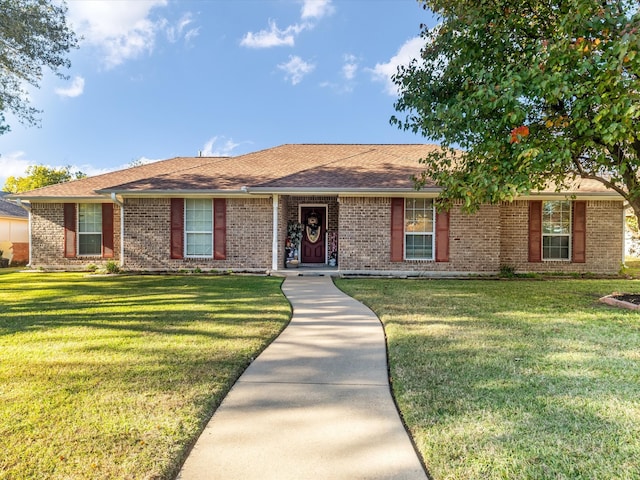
left=305, top=211, right=322, bottom=244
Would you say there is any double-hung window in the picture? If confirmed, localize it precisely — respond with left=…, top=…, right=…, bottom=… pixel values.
left=542, top=200, right=571, bottom=260
left=185, top=199, right=213, bottom=257
left=405, top=198, right=435, bottom=260
left=78, top=204, right=102, bottom=256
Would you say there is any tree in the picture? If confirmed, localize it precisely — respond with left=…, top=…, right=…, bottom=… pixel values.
left=3, top=165, right=86, bottom=193
left=392, top=0, right=640, bottom=221
left=0, top=0, right=78, bottom=134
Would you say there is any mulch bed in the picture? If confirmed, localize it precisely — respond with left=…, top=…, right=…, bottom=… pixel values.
left=600, top=294, right=640, bottom=310
left=612, top=294, right=640, bottom=305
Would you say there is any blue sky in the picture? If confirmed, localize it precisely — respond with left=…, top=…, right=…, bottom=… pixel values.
left=0, top=0, right=437, bottom=188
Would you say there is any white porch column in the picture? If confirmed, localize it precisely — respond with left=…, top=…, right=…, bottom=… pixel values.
left=272, top=194, right=279, bottom=271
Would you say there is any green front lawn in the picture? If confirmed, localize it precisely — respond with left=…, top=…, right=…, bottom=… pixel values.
left=336, top=278, right=640, bottom=480
left=0, top=272, right=290, bottom=480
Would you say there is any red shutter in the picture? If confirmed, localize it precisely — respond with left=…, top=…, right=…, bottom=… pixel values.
left=390, top=198, right=404, bottom=262
left=435, top=210, right=450, bottom=262
left=63, top=203, right=76, bottom=258
left=572, top=201, right=586, bottom=263
left=528, top=201, right=542, bottom=263
left=102, top=203, right=114, bottom=258
left=170, top=198, right=184, bottom=259
left=214, top=198, right=227, bottom=260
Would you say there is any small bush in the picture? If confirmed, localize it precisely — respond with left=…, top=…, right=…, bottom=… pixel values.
left=105, top=261, right=120, bottom=274
left=499, top=265, right=516, bottom=277
left=86, top=264, right=98, bottom=272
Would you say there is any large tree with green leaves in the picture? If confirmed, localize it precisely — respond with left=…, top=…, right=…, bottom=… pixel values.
left=3, top=165, right=85, bottom=193
left=392, top=0, right=640, bottom=220
left=0, top=0, right=78, bottom=135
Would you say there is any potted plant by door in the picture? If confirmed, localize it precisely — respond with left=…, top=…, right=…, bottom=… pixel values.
left=285, top=221, right=303, bottom=268
left=327, top=231, right=338, bottom=267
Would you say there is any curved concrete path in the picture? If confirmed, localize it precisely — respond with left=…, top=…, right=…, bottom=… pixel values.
left=177, top=275, right=427, bottom=480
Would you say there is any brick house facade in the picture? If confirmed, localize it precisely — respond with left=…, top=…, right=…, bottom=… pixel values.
left=11, top=145, right=625, bottom=275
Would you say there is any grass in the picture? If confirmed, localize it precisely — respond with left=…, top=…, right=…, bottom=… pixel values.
left=335, top=278, right=640, bottom=480
left=623, top=258, right=640, bottom=278
left=0, top=272, right=290, bottom=480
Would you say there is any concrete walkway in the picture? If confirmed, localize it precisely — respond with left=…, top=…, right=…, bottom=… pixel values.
left=177, top=275, right=427, bottom=480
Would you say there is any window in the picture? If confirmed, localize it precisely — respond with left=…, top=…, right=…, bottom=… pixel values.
left=542, top=200, right=571, bottom=260
left=78, top=204, right=102, bottom=255
left=405, top=198, right=434, bottom=260
left=185, top=199, right=213, bottom=257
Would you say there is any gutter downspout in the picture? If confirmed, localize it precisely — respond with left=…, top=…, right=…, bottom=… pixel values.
left=16, top=199, right=32, bottom=267
left=111, top=193, right=125, bottom=268
left=272, top=194, right=279, bottom=271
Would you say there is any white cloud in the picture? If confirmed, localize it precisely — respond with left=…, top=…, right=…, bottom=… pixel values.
left=241, top=1, right=333, bottom=49
left=68, top=1, right=198, bottom=68
left=201, top=137, right=241, bottom=157
left=278, top=56, right=315, bottom=85
left=68, top=0, right=166, bottom=68
left=301, top=0, right=335, bottom=20
left=342, top=54, right=358, bottom=80
left=0, top=152, right=31, bottom=188
left=370, top=36, right=424, bottom=95
left=55, top=76, right=85, bottom=98
left=166, top=12, right=200, bottom=44
left=240, top=20, right=305, bottom=48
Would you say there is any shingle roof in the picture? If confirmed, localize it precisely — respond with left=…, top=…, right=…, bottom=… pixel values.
left=0, top=193, right=28, bottom=218
left=10, top=156, right=227, bottom=199
left=104, top=144, right=442, bottom=193
left=8, top=144, right=618, bottom=199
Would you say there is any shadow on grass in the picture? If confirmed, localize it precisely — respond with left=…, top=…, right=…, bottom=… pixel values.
left=336, top=278, right=640, bottom=479
left=0, top=273, right=291, bottom=480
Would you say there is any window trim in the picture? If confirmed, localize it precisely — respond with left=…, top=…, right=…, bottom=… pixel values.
left=77, top=203, right=103, bottom=257
left=184, top=198, right=214, bottom=259
left=404, top=197, right=435, bottom=261
left=542, top=200, right=572, bottom=261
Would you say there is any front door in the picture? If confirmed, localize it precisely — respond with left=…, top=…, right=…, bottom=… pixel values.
left=301, top=206, right=326, bottom=263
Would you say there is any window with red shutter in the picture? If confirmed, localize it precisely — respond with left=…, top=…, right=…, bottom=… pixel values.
left=102, top=203, right=114, bottom=258
left=63, top=203, right=76, bottom=258
left=528, top=201, right=542, bottom=262
left=390, top=198, right=404, bottom=262
left=170, top=198, right=184, bottom=259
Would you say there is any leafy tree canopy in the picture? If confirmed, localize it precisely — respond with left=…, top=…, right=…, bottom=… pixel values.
left=392, top=0, right=640, bottom=219
left=3, top=165, right=86, bottom=193
left=0, top=0, right=78, bottom=134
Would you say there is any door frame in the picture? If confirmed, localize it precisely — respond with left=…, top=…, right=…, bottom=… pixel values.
left=298, top=204, right=328, bottom=264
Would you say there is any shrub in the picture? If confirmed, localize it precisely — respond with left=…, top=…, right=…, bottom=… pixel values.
left=105, top=261, right=120, bottom=274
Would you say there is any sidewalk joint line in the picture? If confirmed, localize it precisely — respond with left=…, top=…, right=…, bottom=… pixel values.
left=238, top=380, right=389, bottom=387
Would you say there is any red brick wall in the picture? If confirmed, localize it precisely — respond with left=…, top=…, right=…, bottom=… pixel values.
left=10, top=242, right=29, bottom=264
left=30, top=203, right=121, bottom=269
left=338, top=197, right=501, bottom=272
left=29, top=197, right=625, bottom=274
left=123, top=197, right=273, bottom=271
left=499, top=200, right=624, bottom=274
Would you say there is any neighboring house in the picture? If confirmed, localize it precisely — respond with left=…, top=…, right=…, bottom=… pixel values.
left=0, top=192, right=29, bottom=265
left=8, top=144, right=625, bottom=274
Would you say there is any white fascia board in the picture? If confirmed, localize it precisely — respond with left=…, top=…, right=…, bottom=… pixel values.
left=9, top=196, right=108, bottom=203
left=96, top=190, right=265, bottom=199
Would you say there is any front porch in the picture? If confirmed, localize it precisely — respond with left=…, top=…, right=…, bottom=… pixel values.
left=276, top=195, right=339, bottom=271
